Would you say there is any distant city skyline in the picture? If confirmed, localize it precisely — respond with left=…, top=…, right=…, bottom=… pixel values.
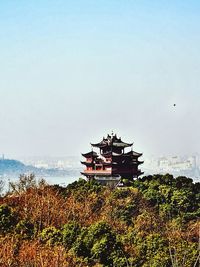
left=0, top=1, right=200, bottom=158
left=2, top=153, right=200, bottom=182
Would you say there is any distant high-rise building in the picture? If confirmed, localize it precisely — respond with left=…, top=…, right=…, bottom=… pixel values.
left=81, top=133, right=143, bottom=185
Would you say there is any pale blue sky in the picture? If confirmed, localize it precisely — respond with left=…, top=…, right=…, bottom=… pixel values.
left=0, top=1, right=200, bottom=157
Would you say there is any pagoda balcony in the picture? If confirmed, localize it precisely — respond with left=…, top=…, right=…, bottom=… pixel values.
left=112, top=169, right=142, bottom=174
left=82, top=169, right=112, bottom=175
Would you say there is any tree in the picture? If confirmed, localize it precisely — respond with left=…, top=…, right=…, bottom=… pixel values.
left=62, top=221, right=81, bottom=249
left=9, top=174, right=37, bottom=194
left=73, top=221, right=127, bottom=266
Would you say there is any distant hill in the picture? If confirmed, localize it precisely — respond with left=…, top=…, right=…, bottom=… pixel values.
left=0, top=159, right=80, bottom=177
left=0, top=159, right=26, bottom=174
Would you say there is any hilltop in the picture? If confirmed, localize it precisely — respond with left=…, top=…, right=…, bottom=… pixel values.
left=0, top=173, right=199, bottom=266
left=0, top=159, right=25, bottom=174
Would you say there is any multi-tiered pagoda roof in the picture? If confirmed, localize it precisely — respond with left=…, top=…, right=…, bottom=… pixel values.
left=81, top=133, right=144, bottom=185
left=91, top=134, right=132, bottom=148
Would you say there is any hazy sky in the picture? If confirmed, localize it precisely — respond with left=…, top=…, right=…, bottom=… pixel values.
left=0, top=1, right=200, bottom=158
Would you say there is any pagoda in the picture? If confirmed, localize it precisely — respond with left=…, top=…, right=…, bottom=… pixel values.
left=81, top=133, right=143, bottom=185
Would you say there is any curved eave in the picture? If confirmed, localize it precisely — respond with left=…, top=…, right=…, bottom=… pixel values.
left=82, top=151, right=98, bottom=158
left=81, top=161, right=93, bottom=166
left=131, top=160, right=144, bottom=165
left=91, top=143, right=107, bottom=148
left=125, top=151, right=143, bottom=157
left=129, top=162, right=143, bottom=167
left=81, top=172, right=88, bottom=176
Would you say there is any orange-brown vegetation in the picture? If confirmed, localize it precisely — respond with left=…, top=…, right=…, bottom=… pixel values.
left=0, top=174, right=199, bottom=266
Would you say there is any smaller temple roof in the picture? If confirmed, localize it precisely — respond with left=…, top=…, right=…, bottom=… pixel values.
left=91, top=140, right=107, bottom=148
left=82, top=151, right=98, bottom=158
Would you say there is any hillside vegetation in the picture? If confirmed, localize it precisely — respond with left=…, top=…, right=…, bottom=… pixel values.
left=0, top=174, right=199, bottom=267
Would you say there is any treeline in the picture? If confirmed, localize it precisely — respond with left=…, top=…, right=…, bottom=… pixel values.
left=0, top=174, right=199, bottom=267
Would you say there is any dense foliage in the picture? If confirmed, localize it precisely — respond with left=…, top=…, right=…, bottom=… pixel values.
left=0, top=174, right=199, bottom=266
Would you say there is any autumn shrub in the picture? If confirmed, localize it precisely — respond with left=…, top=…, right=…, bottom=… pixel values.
left=15, top=219, right=35, bottom=239
left=0, top=204, right=18, bottom=234
left=40, top=226, right=62, bottom=245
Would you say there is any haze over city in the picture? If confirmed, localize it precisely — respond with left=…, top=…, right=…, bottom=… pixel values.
left=0, top=1, right=200, bottom=158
